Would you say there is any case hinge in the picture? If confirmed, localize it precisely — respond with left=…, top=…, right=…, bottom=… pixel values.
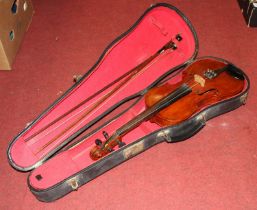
left=73, top=75, right=82, bottom=83
left=25, top=121, right=32, bottom=129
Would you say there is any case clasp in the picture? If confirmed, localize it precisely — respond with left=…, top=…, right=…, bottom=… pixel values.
left=240, top=93, right=248, bottom=105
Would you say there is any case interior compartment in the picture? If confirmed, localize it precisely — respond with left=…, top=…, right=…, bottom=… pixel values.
left=8, top=5, right=197, bottom=171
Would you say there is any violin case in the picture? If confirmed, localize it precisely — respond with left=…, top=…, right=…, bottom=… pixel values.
left=7, top=3, right=250, bottom=202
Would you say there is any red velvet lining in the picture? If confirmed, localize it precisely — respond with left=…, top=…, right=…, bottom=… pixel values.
left=9, top=6, right=197, bottom=188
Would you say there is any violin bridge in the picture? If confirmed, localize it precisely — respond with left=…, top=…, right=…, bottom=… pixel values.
left=194, top=74, right=205, bottom=87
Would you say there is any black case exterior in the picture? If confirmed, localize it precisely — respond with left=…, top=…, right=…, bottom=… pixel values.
left=28, top=56, right=250, bottom=202
left=238, top=0, right=257, bottom=27
left=7, top=3, right=250, bottom=202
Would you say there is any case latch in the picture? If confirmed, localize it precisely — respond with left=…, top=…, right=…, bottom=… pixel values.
left=159, top=130, right=172, bottom=142
left=68, top=178, right=79, bottom=191
left=240, top=93, right=248, bottom=105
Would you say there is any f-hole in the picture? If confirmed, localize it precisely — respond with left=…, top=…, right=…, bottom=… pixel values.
left=11, top=0, right=19, bottom=14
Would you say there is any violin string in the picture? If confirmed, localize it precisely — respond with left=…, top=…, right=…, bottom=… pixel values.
left=101, top=81, right=199, bottom=151
left=93, top=66, right=230, bottom=156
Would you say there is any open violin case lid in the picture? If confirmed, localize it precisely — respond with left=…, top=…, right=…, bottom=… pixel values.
left=7, top=3, right=250, bottom=202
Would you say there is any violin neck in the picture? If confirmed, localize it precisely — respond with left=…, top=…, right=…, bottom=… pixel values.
left=114, top=83, right=192, bottom=139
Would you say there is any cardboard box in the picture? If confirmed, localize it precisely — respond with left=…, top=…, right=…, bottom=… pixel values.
left=0, top=0, right=34, bottom=70
left=238, top=0, right=257, bottom=27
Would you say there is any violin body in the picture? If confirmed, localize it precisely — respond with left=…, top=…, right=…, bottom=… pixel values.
left=145, top=59, right=245, bottom=126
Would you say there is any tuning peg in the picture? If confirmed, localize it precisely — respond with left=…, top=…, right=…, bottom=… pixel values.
left=108, top=148, right=115, bottom=152
left=95, top=139, right=103, bottom=146
left=175, top=34, right=182, bottom=41
left=171, top=43, right=177, bottom=50
left=117, top=141, right=126, bottom=148
left=102, top=131, right=109, bottom=140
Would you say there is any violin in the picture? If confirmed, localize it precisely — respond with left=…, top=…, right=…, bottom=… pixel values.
left=90, top=59, right=245, bottom=160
